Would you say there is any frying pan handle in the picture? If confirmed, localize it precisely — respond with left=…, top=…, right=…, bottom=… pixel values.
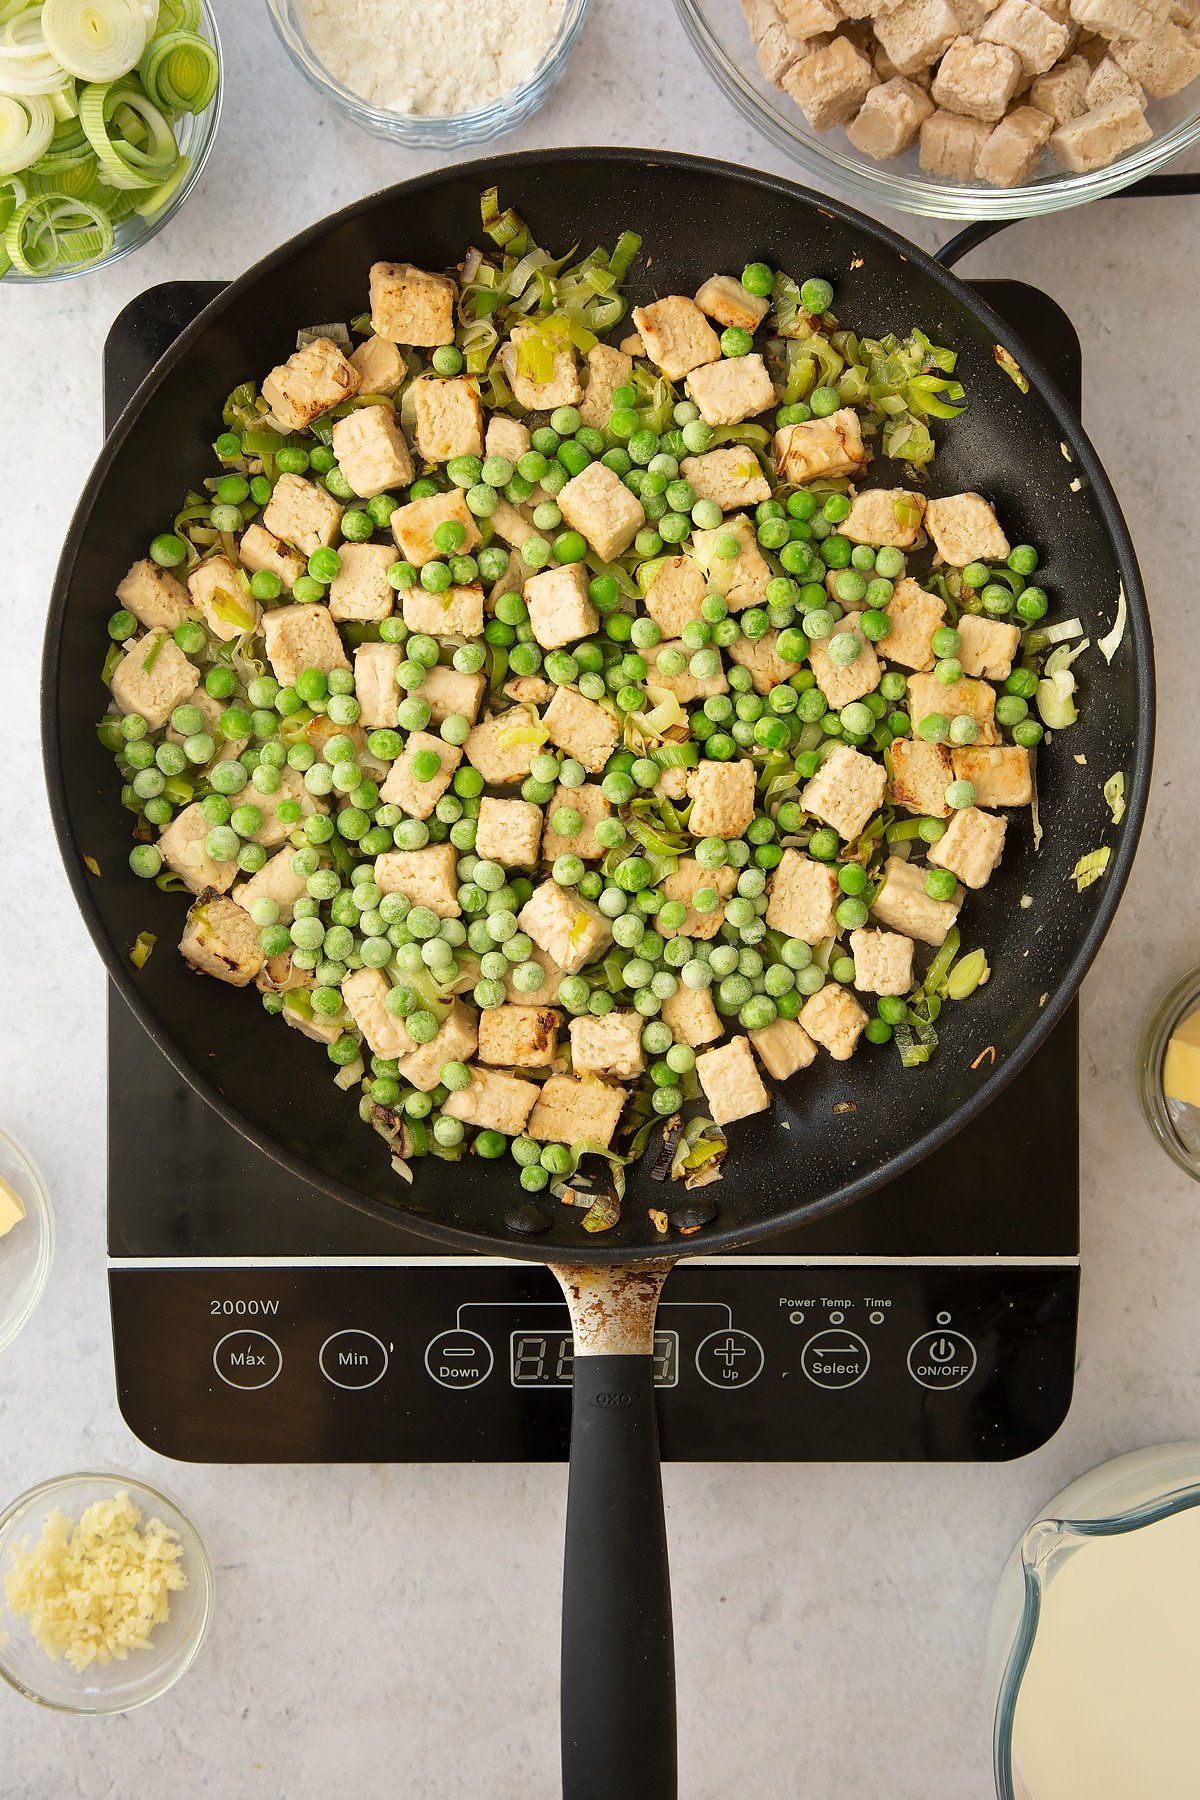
left=935, top=174, right=1200, bottom=268
left=554, top=1263, right=676, bottom=1800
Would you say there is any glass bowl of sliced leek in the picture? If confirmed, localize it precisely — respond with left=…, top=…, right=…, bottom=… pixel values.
left=0, top=0, right=221, bottom=282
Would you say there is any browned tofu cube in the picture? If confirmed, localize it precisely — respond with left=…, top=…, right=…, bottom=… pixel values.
left=643, top=555, right=708, bottom=638
left=110, top=632, right=199, bottom=730
left=841, top=487, right=927, bottom=548
left=696, top=1036, right=771, bottom=1125
left=391, top=489, right=480, bottom=567
left=116, top=558, right=190, bottom=630
left=180, top=894, right=264, bottom=988
left=474, top=795, right=544, bottom=866
left=687, top=759, right=757, bottom=839
left=659, top=860, right=738, bottom=940
left=808, top=614, right=882, bottom=710
left=869, top=855, right=962, bottom=945
left=501, top=325, right=583, bottom=410
left=369, top=261, right=457, bottom=347
left=684, top=355, right=776, bottom=428
left=478, top=1004, right=560, bottom=1069
left=261, top=603, right=350, bottom=689
left=799, top=984, right=870, bottom=1060
left=775, top=410, right=867, bottom=484
left=631, top=296, right=721, bottom=380
left=681, top=446, right=773, bottom=512
left=956, top=613, right=1021, bottom=680
left=542, top=685, right=619, bottom=773
left=765, top=850, right=839, bottom=944
left=750, top=1018, right=819, bottom=1081
left=349, top=334, right=407, bottom=396
left=378, top=729, right=461, bottom=819
left=557, top=460, right=646, bottom=563
left=261, top=336, right=360, bottom=432
left=890, top=737, right=954, bottom=817
left=412, top=377, right=485, bottom=464
left=569, top=1011, right=645, bottom=1080
left=526, top=1075, right=629, bottom=1149
left=262, top=472, right=344, bottom=557
left=328, top=543, right=395, bottom=623
left=927, top=805, right=1008, bottom=887
left=524, top=562, right=600, bottom=650
left=849, top=928, right=915, bottom=996
left=443, top=1066, right=539, bottom=1136
left=908, top=671, right=999, bottom=745
left=800, top=743, right=888, bottom=842
left=950, top=744, right=1033, bottom=806
left=880, top=578, right=945, bottom=671
left=331, top=405, right=414, bottom=497
left=238, top=524, right=306, bottom=594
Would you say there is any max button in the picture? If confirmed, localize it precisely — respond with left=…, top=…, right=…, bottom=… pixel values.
left=695, top=1329, right=764, bottom=1390
left=213, top=1330, right=282, bottom=1390
left=907, top=1330, right=977, bottom=1391
left=425, top=1329, right=493, bottom=1390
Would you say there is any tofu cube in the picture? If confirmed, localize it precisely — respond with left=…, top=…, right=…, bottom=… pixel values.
left=1030, top=55, right=1091, bottom=121
left=348, top=334, right=407, bottom=396
left=1050, top=94, right=1153, bottom=168
left=932, top=35, right=1023, bottom=117
left=328, top=543, right=395, bottom=623
left=849, top=927, right=915, bottom=995
left=757, top=20, right=807, bottom=84
left=479, top=1004, right=560, bottom=1069
left=391, top=489, right=480, bottom=567
left=557, top=461, right=645, bottom=563
left=542, top=684, right=620, bottom=773
left=782, top=0, right=846, bottom=36
left=919, top=109, right=994, bottom=177
left=354, top=641, right=402, bottom=729
left=808, top=614, right=882, bottom=709
left=842, top=488, right=927, bottom=547
left=687, top=759, right=757, bottom=839
left=238, top=524, right=306, bottom=594
left=526, top=1075, right=629, bottom=1150
left=660, top=861, right=738, bottom=940
left=379, top=729, right=461, bottom=819
left=518, top=881, right=613, bottom=975
left=981, top=0, right=1070, bottom=68
left=402, top=582, right=485, bottom=639
left=691, top=514, right=773, bottom=610
left=579, top=343, right=634, bottom=432
left=279, top=984, right=345, bottom=1047
left=765, top=850, right=839, bottom=943
left=232, top=847, right=308, bottom=921
left=232, top=766, right=319, bottom=851
left=662, top=983, right=724, bottom=1049
left=396, top=999, right=480, bottom=1093
left=503, top=945, right=566, bottom=1005
left=180, top=894, right=265, bottom=988
left=696, top=1036, right=771, bottom=1126
left=694, top=274, right=770, bottom=332
left=846, top=76, right=934, bottom=157
left=374, top=844, right=460, bottom=917
left=188, top=554, right=260, bottom=643
left=726, top=630, right=790, bottom=695
left=800, top=743, right=888, bottom=841
left=443, top=1066, right=540, bottom=1137
left=684, top=355, right=776, bottom=428
left=464, top=711, right=539, bottom=785
left=956, top=613, right=1021, bottom=679
left=475, top=795, right=544, bottom=866
left=524, top=562, right=600, bottom=649
left=412, top=377, right=484, bottom=464
left=542, top=782, right=611, bottom=862
left=874, top=0, right=962, bottom=71
left=1085, top=55, right=1143, bottom=105
left=485, top=413, right=531, bottom=464
left=782, top=34, right=876, bottom=127
left=261, top=336, right=360, bottom=432
left=680, top=446, right=773, bottom=512
left=504, top=675, right=555, bottom=707
left=500, top=325, right=583, bottom=410
left=799, top=984, right=870, bottom=1059
left=331, top=405, right=414, bottom=497
left=116, top=558, right=190, bottom=631
left=569, top=1011, right=645, bottom=1080
left=157, top=801, right=237, bottom=894
left=869, top=854, right=962, bottom=945
left=775, top=410, right=868, bottom=484
left=631, top=296, right=722, bottom=380
left=651, top=639, right=729, bottom=704
left=261, top=603, right=350, bottom=688
left=928, top=805, right=1008, bottom=888
left=1113, top=22, right=1200, bottom=94
left=908, top=671, right=999, bottom=744
left=644, top=555, right=708, bottom=638
left=950, top=744, right=1033, bottom=805
left=369, top=261, right=457, bottom=347
left=418, top=661, right=486, bottom=727
left=1068, top=0, right=1169, bottom=36
left=889, top=737, right=954, bottom=816
left=262, top=473, right=344, bottom=557
left=750, top=1018, right=819, bottom=1081
left=110, top=632, right=198, bottom=729
left=925, top=492, right=1011, bottom=566
left=979, top=105, right=1056, bottom=184
left=880, top=577, right=945, bottom=670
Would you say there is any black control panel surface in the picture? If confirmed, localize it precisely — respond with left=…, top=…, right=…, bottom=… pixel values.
left=111, top=1261, right=1078, bottom=1463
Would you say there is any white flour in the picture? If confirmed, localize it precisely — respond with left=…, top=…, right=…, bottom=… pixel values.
left=301, top=0, right=568, bottom=117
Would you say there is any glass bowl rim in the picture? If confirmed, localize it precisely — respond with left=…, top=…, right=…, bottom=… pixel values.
left=0, top=1469, right=215, bottom=1713
left=1137, top=964, right=1200, bottom=1181
left=0, top=1128, right=54, bottom=1355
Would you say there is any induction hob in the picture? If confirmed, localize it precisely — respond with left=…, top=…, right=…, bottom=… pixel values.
left=105, top=279, right=1081, bottom=1465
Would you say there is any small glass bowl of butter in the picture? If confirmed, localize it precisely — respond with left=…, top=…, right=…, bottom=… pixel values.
left=1139, top=969, right=1200, bottom=1182
left=0, top=1131, right=54, bottom=1354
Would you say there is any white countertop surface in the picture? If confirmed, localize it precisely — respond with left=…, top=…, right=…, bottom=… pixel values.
left=3, top=3, right=1199, bottom=1794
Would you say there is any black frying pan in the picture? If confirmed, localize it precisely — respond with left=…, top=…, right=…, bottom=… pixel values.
left=43, top=150, right=1153, bottom=1798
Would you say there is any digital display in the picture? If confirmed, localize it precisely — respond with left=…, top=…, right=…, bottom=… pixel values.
left=510, top=1330, right=678, bottom=1388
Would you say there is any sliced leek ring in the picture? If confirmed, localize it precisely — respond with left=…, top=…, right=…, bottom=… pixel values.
left=0, top=91, right=53, bottom=174
left=41, top=0, right=146, bottom=83
left=0, top=11, right=70, bottom=95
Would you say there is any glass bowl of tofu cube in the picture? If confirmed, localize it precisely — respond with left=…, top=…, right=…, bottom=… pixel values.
left=0, top=1130, right=53, bottom=1355
left=674, top=0, right=1200, bottom=216
left=264, top=0, right=591, bottom=148
left=1139, top=967, right=1200, bottom=1181
left=0, top=1472, right=214, bottom=1713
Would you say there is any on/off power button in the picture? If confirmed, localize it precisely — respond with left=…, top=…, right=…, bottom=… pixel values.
left=907, top=1330, right=977, bottom=1391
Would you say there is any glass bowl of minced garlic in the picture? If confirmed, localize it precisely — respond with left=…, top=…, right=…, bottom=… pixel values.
left=0, top=1475, right=213, bottom=1712
left=0, top=1131, right=53, bottom=1356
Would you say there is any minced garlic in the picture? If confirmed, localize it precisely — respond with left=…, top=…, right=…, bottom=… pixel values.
left=3, top=1492, right=187, bottom=1671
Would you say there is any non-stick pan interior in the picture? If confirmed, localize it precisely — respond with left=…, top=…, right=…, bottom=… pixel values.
left=44, top=150, right=1152, bottom=1262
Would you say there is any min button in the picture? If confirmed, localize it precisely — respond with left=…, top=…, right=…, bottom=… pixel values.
left=907, top=1330, right=977, bottom=1391
left=213, top=1330, right=282, bottom=1390
left=319, top=1330, right=389, bottom=1390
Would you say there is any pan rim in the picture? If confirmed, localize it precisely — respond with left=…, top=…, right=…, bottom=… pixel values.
left=42, top=144, right=1155, bottom=1267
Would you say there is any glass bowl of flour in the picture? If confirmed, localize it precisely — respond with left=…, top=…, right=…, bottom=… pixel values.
left=267, top=0, right=590, bottom=146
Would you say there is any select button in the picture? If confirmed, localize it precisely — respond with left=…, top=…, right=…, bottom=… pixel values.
left=319, top=1330, right=389, bottom=1390
left=213, top=1329, right=282, bottom=1390
left=800, top=1329, right=870, bottom=1390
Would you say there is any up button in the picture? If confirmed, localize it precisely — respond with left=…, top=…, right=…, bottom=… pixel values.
left=907, top=1330, right=977, bottom=1391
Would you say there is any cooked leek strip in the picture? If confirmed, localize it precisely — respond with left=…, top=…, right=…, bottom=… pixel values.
left=138, top=26, right=214, bottom=110
left=0, top=9, right=70, bottom=94
left=4, top=187, right=112, bottom=270
left=131, top=141, right=184, bottom=214
left=78, top=75, right=176, bottom=188
left=0, top=91, right=53, bottom=173
left=42, top=0, right=146, bottom=82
